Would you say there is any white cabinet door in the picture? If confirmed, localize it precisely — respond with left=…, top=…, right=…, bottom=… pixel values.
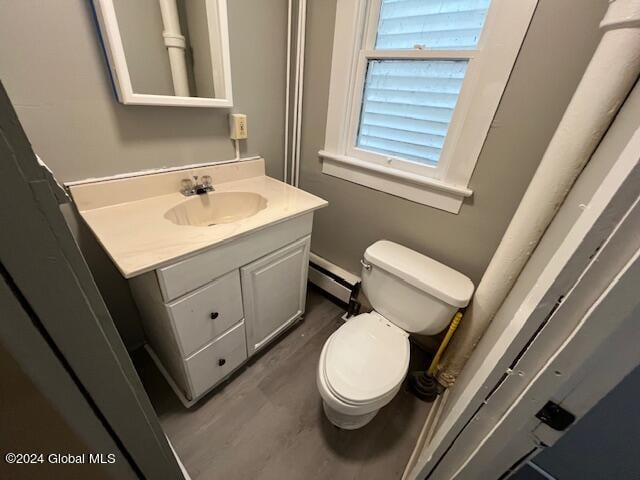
left=241, top=236, right=310, bottom=354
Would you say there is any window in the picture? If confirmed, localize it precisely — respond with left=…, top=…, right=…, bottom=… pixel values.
left=321, top=0, right=538, bottom=213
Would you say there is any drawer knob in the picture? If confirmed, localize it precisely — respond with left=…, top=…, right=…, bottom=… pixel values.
left=218, top=358, right=226, bottom=366
left=210, top=312, right=219, bottom=320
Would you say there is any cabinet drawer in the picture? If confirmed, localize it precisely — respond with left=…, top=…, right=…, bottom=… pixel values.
left=156, top=213, right=313, bottom=301
left=185, top=321, right=247, bottom=399
left=168, top=270, right=243, bottom=357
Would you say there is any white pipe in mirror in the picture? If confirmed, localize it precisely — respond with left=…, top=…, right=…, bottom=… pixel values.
left=92, top=0, right=233, bottom=108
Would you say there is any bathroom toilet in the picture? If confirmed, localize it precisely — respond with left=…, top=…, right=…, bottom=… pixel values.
left=317, top=240, right=474, bottom=429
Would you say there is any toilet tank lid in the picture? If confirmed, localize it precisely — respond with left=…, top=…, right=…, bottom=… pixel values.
left=364, top=240, right=474, bottom=307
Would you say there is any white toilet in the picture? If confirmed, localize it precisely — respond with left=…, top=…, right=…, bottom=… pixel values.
left=317, top=240, right=474, bottom=429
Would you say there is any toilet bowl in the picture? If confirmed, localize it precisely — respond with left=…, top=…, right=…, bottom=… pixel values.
left=317, top=312, right=410, bottom=429
left=317, top=240, right=474, bottom=429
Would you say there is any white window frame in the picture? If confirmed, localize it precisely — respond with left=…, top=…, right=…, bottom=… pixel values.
left=320, top=0, right=538, bottom=213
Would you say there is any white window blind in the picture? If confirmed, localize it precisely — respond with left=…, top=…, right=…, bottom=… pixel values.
left=357, top=59, right=467, bottom=166
left=375, top=0, right=492, bottom=50
left=356, top=0, right=490, bottom=167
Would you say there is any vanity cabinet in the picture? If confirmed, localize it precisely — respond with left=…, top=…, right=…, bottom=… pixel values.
left=129, top=213, right=313, bottom=407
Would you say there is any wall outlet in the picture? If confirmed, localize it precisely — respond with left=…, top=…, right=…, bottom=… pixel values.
left=229, top=113, right=248, bottom=140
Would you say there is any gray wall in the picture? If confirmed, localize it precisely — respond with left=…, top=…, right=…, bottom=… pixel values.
left=0, top=0, right=289, bottom=349
left=299, top=0, right=609, bottom=283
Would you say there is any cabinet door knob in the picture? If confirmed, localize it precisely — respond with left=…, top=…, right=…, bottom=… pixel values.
left=210, top=312, right=219, bottom=320
left=218, top=358, right=226, bottom=366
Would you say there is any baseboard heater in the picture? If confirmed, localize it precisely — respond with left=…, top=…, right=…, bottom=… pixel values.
left=308, top=252, right=360, bottom=304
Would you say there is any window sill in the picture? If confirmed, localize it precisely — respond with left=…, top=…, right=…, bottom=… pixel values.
left=319, top=150, right=472, bottom=214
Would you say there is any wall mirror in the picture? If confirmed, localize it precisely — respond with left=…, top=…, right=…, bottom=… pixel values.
left=92, top=0, right=233, bottom=107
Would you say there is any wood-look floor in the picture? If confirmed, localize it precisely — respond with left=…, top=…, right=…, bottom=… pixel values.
left=134, top=286, right=432, bottom=480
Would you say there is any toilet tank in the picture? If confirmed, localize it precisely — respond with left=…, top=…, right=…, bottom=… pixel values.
left=361, top=241, right=474, bottom=335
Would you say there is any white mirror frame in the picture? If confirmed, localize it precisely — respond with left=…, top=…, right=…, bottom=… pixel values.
left=92, top=0, right=233, bottom=108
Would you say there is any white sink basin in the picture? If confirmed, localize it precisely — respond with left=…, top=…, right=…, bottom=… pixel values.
left=165, top=192, right=268, bottom=227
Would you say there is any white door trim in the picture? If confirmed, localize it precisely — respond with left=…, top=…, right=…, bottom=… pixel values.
left=435, top=194, right=640, bottom=479
left=409, top=90, right=640, bottom=479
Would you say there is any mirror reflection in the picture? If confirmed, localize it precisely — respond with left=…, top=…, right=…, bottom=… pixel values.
left=112, top=0, right=227, bottom=99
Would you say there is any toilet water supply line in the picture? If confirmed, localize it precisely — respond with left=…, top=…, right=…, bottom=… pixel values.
left=436, top=0, right=640, bottom=388
left=158, top=0, right=190, bottom=97
left=427, top=312, right=463, bottom=377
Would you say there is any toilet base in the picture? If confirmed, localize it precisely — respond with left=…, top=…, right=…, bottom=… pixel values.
left=322, top=401, right=379, bottom=430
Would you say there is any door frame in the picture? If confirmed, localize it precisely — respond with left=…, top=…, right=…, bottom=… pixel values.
left=408, top=88, right=640, bottom=478
left=430, top=199, right=640, bottom=479
left=0, top=81, right=186, bottom=479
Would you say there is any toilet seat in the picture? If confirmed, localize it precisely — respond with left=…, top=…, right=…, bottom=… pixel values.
left=322, top=312, right=410, bottom=406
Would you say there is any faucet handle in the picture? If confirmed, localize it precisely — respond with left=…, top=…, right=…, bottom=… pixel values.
left=201, top=175, right=212, bottom=187
left=181, top=178, right=194, bottom=193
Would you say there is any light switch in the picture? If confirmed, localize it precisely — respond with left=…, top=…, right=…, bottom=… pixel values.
left=229, top=113, right=248, bottom=140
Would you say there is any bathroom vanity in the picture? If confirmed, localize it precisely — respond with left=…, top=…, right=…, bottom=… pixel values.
left=130, top=215, right=312, bottom=405
left=68, top=158, right=327, bottom=406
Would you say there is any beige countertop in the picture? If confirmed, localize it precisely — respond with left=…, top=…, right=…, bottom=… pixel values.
left=68, top=159, right=327, bottom=278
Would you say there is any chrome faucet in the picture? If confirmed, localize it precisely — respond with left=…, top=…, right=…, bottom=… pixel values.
left=180, top=175, right=214, bottom=196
